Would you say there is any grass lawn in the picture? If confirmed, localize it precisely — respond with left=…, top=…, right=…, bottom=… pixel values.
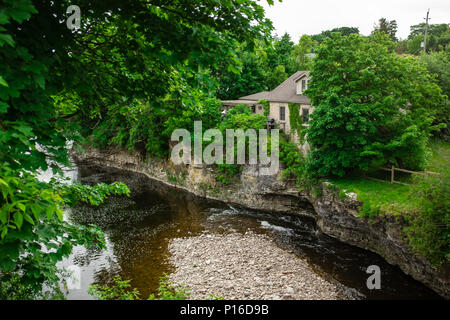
left=329, top=138, right=450, bottom=216
left=329, top=177, right=418, bottom=216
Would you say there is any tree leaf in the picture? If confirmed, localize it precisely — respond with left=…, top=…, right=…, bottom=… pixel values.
left=0, top=33, right=14, bottom=47
left=0, top=75, right=8, bottom=87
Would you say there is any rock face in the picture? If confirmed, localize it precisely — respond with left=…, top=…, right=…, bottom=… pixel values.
left=168, top=232, right=346, bottom=300
left=312, top=183, right=449, bottom=299
left=72, top=147, right=449, bottom=298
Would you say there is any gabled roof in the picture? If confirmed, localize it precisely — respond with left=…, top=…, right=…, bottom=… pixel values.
left=293, top=71, right=309, bottom=83
left=238, top=71, right=311, bottom=105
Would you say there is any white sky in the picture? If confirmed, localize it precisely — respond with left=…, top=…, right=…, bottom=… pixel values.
left=261, top=0, right=450, bottom=42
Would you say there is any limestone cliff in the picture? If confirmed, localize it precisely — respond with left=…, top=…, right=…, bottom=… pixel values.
left=72, top=146, right=449, bottom=298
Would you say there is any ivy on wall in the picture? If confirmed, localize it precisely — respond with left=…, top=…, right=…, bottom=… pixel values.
left=288, top=103, right=306, bottom=144
left=257, top=99, right=270, bottom=116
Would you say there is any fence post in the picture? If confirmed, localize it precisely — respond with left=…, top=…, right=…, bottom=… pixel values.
left=391, top=165, right=394, bottom=184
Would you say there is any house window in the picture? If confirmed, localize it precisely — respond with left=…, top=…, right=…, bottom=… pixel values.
left=297, top=82, right=302, bottom=95
left=251, top=105, right=256, bottom=113
left=280, top=106, right=285, bottom=121
left=302, top=108, right=309, bottom=123
left=301, top=79, right=307, bottom=92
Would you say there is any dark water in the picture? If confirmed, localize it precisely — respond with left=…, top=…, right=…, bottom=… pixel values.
left=61, top=164, right=441, bottom=300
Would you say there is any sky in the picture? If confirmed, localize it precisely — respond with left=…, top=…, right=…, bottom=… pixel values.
left=261, top=0, right=450, bottom=42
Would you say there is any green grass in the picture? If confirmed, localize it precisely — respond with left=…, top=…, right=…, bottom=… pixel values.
left=329, top=139, right=450, bottom=218
left=329, top=177, right=418, bottom=217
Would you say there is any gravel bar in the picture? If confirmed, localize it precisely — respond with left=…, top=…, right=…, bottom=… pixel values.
left=168, top=232, right=348, bottom=300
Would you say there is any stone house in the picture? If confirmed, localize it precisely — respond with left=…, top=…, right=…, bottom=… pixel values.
left=221, top=71, right=312, bottom=142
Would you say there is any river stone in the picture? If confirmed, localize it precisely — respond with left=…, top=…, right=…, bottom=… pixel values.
left=168, top=231, right=347, bottom=300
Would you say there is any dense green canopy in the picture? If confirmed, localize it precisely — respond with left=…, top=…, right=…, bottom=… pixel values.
left=0, top=0, right=275, bottom=298
left=306, top=32, right=446, bottom=177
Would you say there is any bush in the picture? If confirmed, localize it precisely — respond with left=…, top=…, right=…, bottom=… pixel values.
left=88, top=275, right=141, bottom=300
left=88, top=275, right=190, bottom=300
left=404, top=168, right=450, bottom=266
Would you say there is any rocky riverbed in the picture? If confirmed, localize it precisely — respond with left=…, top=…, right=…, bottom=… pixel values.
left=168, top=232, right=349, bottom=300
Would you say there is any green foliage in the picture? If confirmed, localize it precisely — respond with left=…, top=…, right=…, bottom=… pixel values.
left=291, top=35, right=316, bottom=71
left=89, top=275, right=190, bottom=300
left=306, top=32, right=445, bottom=177
left=148, top=275, right=191, bottom=300
left=220, top=105, right=267, bottom=131
left=404, top=169, right=450, bottom=266
left=372, top=18, right=398, bottom=42
left=215, top=104, right=266, bottom=184
left=427, top=138, right=450, bottom=172
left=1, top=0, right=276, bottom=299
left=408, top=23, right=450, bottom=53
left=278, top=136, right=323, bottom=196
left=311, top=27, right=360, bottom=44
left=88, top=275, right=141, bottom=300
left=166, top=171, right=179, bottom=183
left=216, top=164, right=242, bottom=185
left=420, top=51, right=450, bottom=138
left=0, top=165, right=109, bottom=299
left=279, top=138, right=305, bottom=182
left=214, top=42, right=270, bottom=100
left=330, top=177, right=418, bottom=217
left=330, top=141, right=449, bottom=266
left=257, top=99, right=270, bottom=116
left=288, top=103, right=305, bottom=143
left=52, top=181, right=130, bottom=207
left=266, top=65, right=288, bottom=91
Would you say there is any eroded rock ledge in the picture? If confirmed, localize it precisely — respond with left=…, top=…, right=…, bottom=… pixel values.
left=72, top=146, right=449, bottom=298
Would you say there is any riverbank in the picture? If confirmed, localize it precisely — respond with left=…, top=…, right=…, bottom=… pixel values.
left=72, top=146, right=449, bottom=298
left=168, top=232, right=348, bottom=300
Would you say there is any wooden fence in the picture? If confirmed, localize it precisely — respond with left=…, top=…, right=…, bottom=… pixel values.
left=364, top=165, right=440, bottom=185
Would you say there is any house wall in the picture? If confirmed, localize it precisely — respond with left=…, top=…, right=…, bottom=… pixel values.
left=269, top=102, right=314, bottom=135
left=254, top=103, right=265, bottom=115
left=268, top=102, right=314, bottom=155
left=269, top=102, right=290, bottom=133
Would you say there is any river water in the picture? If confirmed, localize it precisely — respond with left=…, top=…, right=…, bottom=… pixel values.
left=52, top=162, right=440, bottom=300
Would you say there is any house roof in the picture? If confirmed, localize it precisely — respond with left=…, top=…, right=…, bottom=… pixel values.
left=238, top=91, right=270, bottom=101
left=238, top=71, right=311, bottom=105
left=221, top=99, right=260, bottom=106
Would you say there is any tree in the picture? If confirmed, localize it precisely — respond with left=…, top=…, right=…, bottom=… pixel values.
left=267, top=65, right=288, bottom=90
left=214, top=42, right=269, bottom=100
left=311, top=27, right=359, bottom=44
left=409, top=23, right=449, bottom=40
left=306, top=33, right=445, bottom=177
left=394, top=40, right=408, bottom=54
left=408, top=23, right=450, bottom=53
left=372, top=18, right=398, bottom=42
left=420, top=51, right=450, bottom=137
left=0, top=0, right=275, bottom=298
left=407, top=34, right=425, bottom=54
left=291, top=35, right=316, bottom=70
left=270, top=32, right=295, bottom=74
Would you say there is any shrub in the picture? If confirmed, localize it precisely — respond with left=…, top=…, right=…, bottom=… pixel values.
left=88, top=275, right=190, bottom=300
left=404, top=168, right=450, bottom=266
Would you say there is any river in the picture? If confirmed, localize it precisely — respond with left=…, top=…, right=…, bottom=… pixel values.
left=50, top=161, right=440, bottom=300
